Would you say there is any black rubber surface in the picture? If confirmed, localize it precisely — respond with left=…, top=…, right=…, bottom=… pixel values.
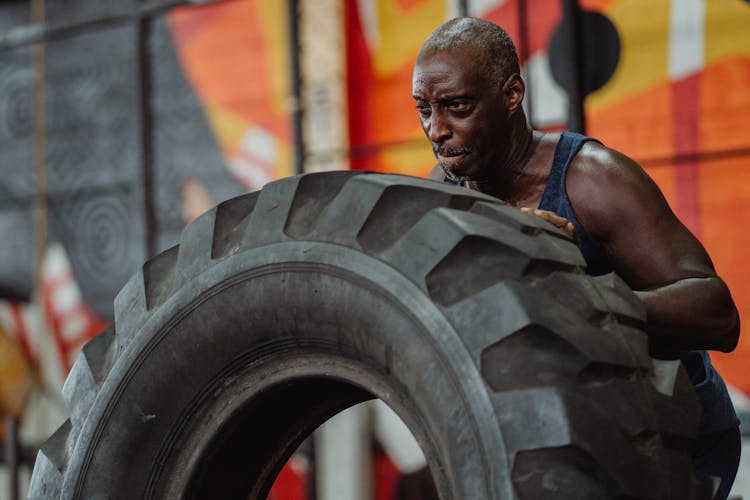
left=29, top=171, right=718, bottom=499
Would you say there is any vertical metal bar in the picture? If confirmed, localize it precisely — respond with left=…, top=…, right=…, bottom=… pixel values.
left=516, top=0, right=534, bottom=127
left=5, top=416, right=19, bottom=500
left=562, top=0, right=586, bottom=133
left=31, top=0, right=47, bottom=292
left=307, top=437, right=317, bottom=500
left=458, top=0, right=469, bottom=17
left=138, top=14, right=157, bottom=257
left=287, top=0, right=304, bottom=175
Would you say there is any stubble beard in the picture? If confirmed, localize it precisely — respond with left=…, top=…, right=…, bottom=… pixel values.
left=433, top=144, right=475, bottom=182
left=440, top=163, right=472, bottom=183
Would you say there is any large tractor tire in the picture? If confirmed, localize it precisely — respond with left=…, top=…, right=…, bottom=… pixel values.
left=30, top=171, right=717, bottom=499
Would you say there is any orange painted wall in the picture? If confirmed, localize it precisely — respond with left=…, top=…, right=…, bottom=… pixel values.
left=160, top=0, right=750, bottom=396
left=168, top=0, right=293, bottom=191
left=345, top=0, right=750, bottom=396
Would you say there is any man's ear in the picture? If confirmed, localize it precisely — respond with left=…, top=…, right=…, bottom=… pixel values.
left=503, top=73, right=525, bottom=117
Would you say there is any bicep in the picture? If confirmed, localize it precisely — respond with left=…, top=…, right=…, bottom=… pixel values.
left=569, top=147, right=738, bottom=349
left=571, top=154, right=717, bottom=291
left=608, top=205, right=715, bottom=291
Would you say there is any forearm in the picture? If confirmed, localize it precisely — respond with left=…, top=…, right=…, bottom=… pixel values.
left=634, top=276, right=740, bottom=352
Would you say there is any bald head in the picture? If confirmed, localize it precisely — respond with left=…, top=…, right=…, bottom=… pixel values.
left=417, top=17, right=520, bottom=92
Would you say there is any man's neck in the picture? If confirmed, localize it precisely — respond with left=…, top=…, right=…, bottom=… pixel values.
left=466, top=122, right=538, bottom=200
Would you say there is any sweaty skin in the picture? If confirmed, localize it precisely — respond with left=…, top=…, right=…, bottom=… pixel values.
left=414, top=44, right=739, bottom=353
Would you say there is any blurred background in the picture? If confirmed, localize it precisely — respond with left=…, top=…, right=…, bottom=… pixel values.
left=0, top=0, right=749, bottom=498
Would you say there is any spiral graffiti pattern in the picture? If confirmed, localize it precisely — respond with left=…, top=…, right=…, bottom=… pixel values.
left=0, top=67, right=33, bottom=140
left=56, top=189, right=143, bottom=318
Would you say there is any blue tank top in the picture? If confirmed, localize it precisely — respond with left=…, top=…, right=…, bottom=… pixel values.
left=538, top=133, right=611, bottom=275
left=446, top=131, right=738, bottom=434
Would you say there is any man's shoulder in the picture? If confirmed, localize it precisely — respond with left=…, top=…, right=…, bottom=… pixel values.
left=570, top=139, right=641, bottom=182
left=566, top=138, right=666, bottom=229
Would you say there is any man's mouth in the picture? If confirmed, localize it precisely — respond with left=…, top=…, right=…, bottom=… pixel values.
left=433, top=145, right=471, bottom=163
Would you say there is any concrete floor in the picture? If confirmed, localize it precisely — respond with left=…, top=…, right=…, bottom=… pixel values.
left=729, top=435, right=749, bottom=499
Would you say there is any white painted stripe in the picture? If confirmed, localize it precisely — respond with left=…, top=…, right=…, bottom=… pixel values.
left=468, top=0, right=507, bottom=18
left=357, top=0, right=380, bottom=51
left=373, top=399, right=426, bottom=473
left=316, top=403, right=370, bottom=500
left=669, top=0, right=705, bottom=79
left=526, top=51, right=568, bottom=127
left=447, top=0, right=461, bottom=18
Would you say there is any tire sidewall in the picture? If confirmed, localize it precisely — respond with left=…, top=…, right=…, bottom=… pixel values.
left=62, top=241, right=511, bottom=500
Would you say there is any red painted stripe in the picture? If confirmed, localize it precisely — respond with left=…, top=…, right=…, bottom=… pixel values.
left=268, top=460, right=308, bottom=500
left=482, top=0, right=562, bottom=63
left=345, top=1, right=376, bottom=170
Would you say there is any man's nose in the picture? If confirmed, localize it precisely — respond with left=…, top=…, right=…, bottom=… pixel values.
left=428, top=110, right=451, bottom=143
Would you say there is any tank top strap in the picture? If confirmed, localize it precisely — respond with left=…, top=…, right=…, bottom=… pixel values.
left=539, top=131, right=599, bottom=210
left=539, top=132, right=611, bottom=275
left=442, top=174, right=462, bottom=186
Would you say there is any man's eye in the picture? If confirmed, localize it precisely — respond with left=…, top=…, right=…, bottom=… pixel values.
left=416, top=104, right=431, bottom=116
left=448, top=101, right=470, bottom=112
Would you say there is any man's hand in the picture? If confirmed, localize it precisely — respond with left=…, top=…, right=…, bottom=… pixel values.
left=520, top=207, right=577, bottom=241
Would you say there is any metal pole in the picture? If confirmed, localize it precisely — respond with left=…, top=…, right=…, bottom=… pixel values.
left=287, top=0, right=304, bottom=175
left=137, top=15, right=157, bottom=257
left=562, top=0, right=586, bottom=133
left=31, top=0, right=47, bottom=293
left=517, top=0, right=534, bottom=128
left=1, top=0, right=231, bottom=51
left=458, top=0, right=469, bottom=16
left=5, top=416, right=19, bottom=500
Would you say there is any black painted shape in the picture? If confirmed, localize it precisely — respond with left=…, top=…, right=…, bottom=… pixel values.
left=0, top=3, right=35, bottom=302
left=44, top=20, right=145, bottom=319
left=548, top=9, right=621, bottom=98
left=150, top=16, right=243, bottom=254
left=0, top=3, right=243, bottom=317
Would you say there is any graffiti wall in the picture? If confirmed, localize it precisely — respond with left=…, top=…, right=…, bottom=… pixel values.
left=0, top=1, right=290, bottom=495
left=345, top=0, right=750, bottom=399
left=582, top=0, right=750, bottom=397
left=167, top=0, right=294, bottom=191
left=1, top=0, right=749, bottom=497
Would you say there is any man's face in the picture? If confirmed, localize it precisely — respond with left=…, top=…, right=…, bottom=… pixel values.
left=412, top=48, right=509, bottom=181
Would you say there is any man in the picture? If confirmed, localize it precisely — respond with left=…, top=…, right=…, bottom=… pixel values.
left=413, top=17, right=741, bottom=497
